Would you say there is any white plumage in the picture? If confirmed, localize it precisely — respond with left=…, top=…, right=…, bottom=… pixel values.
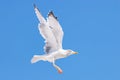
left=31, top=4, right=77, bottom=73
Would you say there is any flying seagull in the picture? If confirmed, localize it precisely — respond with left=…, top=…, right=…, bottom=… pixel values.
left=31, top=4, right=78, bottom=73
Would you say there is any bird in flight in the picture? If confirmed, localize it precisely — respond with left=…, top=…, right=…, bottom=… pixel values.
left=31, top=4, right=78, bottom=74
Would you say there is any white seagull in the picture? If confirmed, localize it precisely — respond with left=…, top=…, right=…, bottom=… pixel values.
left=31, top=4, right=78, bottom=74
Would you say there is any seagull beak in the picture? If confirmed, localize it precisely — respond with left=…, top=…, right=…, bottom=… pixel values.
left=72, top=52, right=78, bottom=54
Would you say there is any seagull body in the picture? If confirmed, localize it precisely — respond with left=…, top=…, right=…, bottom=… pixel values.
left=31, top=4, right=77, bottom=73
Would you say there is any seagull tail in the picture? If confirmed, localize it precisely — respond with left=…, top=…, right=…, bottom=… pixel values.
left=31, top=55, right=46, bottom=63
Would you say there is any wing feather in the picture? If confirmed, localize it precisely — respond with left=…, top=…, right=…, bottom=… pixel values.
left=38, top=23, right=58, bottom=53
left=34, top=5, right=59, bottom=53
left=47, top=11, right=64, bottom=49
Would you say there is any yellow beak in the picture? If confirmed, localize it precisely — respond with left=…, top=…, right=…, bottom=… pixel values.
left=72, top=52, right=78, bottom=54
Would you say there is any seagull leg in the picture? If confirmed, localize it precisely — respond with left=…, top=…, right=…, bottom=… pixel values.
left=52, top=60, right=63, bottom=74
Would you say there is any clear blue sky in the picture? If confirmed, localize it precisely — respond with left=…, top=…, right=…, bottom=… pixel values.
left=0, top=0, right=120, bottom=80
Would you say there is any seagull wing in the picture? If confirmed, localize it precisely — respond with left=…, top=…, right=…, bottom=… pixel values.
left=47, top=11, right=64, bottom=49
left=34, top=5, right=59, bottom=53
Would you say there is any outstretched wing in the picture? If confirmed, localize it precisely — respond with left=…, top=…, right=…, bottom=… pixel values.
left=34, top=5, right=59, bottom=53
left=47, top=11, right=64, bottom=49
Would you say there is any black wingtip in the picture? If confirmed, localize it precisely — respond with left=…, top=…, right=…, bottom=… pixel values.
left=48, top=10, right=53, bottom=16
left=48, top=11, right=58, bottom=20
left=33, top=3, right=37, bottom=8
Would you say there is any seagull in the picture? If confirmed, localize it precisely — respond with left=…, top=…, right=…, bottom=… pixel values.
left=31, top=4, right=78, bottom=74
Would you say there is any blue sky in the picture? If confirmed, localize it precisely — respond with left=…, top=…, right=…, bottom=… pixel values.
left=0, top=0, right=120, bottom=80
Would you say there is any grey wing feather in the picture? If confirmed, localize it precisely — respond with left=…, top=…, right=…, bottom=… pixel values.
left=34, top=5, right=59, bottom=53
left=47, top=11, right=64, bottom=49
left=38, top=23, right=58, bottom=53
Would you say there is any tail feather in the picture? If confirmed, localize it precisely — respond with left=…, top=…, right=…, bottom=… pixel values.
left=31, top=55, right=46, bottom=63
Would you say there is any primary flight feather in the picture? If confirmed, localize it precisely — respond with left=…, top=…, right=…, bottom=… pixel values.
left=31, top=4, right=78, bottom=73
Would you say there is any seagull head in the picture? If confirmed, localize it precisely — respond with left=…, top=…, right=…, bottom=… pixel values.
left=66, top=49, right=78, bottom=56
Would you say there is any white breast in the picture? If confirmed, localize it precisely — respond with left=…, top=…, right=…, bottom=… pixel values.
left=46, top=49, right=67, bottom=61
left=53, top=49, right=67, bottom=60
